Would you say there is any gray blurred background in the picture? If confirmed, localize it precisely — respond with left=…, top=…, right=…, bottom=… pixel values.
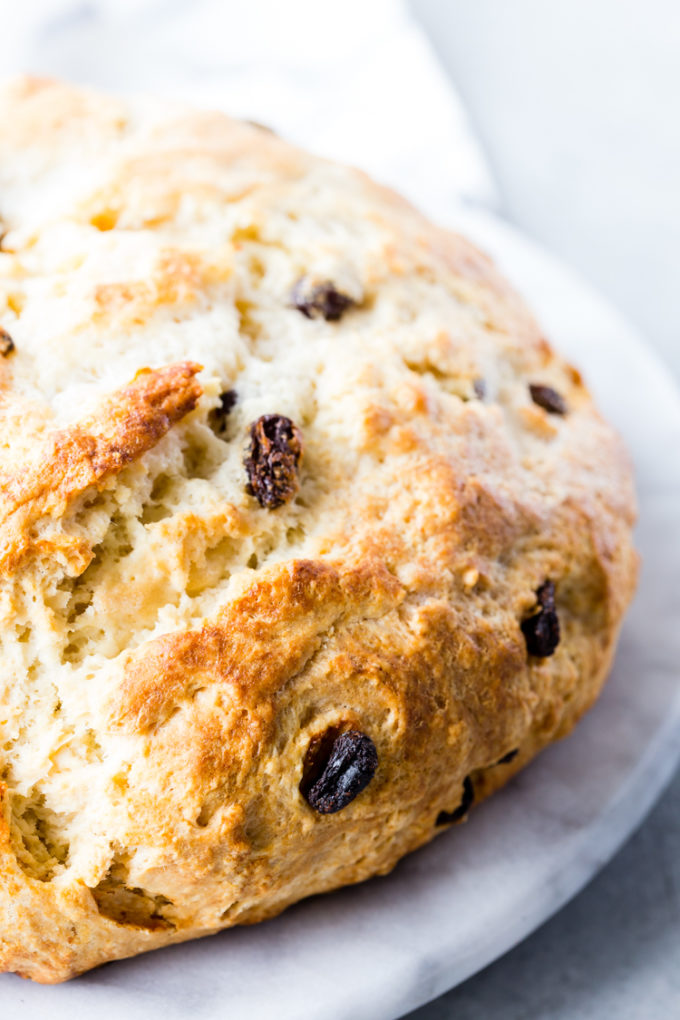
left=413, top=0, right=680, bottom=379
left=407, top=2, right=680, bottom=1017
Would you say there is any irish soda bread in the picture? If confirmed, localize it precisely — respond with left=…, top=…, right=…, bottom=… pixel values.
left=0, top=77, right=637, bottom=982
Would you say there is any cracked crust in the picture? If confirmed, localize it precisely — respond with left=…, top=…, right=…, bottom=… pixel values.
left=0, top=362, right=202, bottom=575
left=0, top=77, right=637, bottom=982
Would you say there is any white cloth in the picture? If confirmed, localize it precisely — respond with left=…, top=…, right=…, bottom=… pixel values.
left=3, top=0, right=497, bottom=223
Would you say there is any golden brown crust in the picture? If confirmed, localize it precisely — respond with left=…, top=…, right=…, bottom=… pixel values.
left=0, top=78, right=637, bottom=982
left=0, top=362, right=202, bottom=574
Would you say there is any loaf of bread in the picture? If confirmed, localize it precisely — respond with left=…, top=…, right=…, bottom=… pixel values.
left=0, top=77, right=637, bottom=982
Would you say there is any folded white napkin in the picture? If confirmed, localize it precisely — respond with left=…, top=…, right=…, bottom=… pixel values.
left=4, top=0, right=498, bottom=223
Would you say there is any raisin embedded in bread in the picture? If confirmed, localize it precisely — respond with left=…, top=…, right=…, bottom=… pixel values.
left=0, top=76, right=637, bottom=983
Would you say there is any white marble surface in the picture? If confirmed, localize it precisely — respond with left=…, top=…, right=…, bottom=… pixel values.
left=404, top=777, right=680, bottom=1019
left=2, top=210, right=679, bottom=1020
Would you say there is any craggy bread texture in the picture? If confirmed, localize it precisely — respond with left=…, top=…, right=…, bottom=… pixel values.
left=0, top=77, right=637, bottom=982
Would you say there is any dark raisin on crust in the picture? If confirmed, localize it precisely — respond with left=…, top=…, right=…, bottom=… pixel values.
left=215, top=389, right=237, bottom=422
left=496, top=748, right=519, bottom=766
left=521, top=580, right=561, bottom=658
left=436, top=775, right=474, bottom=826
left=529, top=383, right=568, bottom=415
left=245, top=414, right=303, bottom=509
left=208, top=390, right=237, bottom=437
left=0, top=327, right=15, bottom=357
left=473, top=378, right=487, bottom=400
left=302, top=729, right=378, bottom=815
left=291, top=278, right=355, bottom=321
left=300, top=726, right=344, bottom=797
left=217, top=389, right=237, bottom=416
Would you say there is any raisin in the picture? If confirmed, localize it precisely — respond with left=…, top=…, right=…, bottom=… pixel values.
left=245, top=414, right=303, bottom=509
left=0, top=327, right=15, bottom=357
left=521, top=580, right=561, bottom=658
left=291, top=278, right=355, bottom=321
left=496, top=748, right=519, bottom=765
left=218, top=389, right=237, bottom=416
left=436, top=775, right=474, bottom=826
left=208, top=390, right=237, bottom=437
left=473, top=378, right=487, bottom=400
left=303, top=730, right=378, bottom=814
left=300, top=726, right=344, bottom=796
left=214, top=389, right=237, bottom=425
left=529, top=383, right=567, bottom=415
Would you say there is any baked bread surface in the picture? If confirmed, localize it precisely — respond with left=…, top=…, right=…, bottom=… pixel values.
left=0, top=77, right=637, bottom=982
